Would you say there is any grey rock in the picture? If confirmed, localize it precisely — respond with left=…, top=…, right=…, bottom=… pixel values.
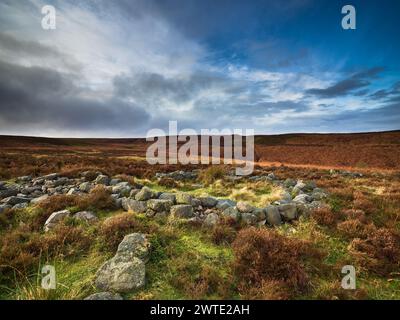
left=84, top=292, right=123, bottom=300
left=1, top=196, right=31, bottom=206
left=158, top=192, right=176, bottom=204
left=216, top=199, right=236, bottom=210
left=253, top=208, right=266, bottom=221
left=17, top=175, right=32, bottom=183
left=241, top=212, right=258, bottom=225
left=175, top=192, right=193, bottom=205
left=79, top=182, right=92, bottom=193
left=44, top=209, right=70, bottom=232
left=135, top=187, right=153, bottom=201
left=30, top=194, right=49, bottom=205
left=284, top=178, right=296, bottom=188
left=117, top=233, right=151, bottom=263
left=203, top=212, right=220, bottom=227
left=236, top=201, right=254, bottom=213
left=198, top=196, right=218, bottom=208
left=12, top=202, right=29, bottom=210
left=222, top=207, right=241, bottom=221
left=278, top=203, right=297, bottom=221
left=95, top=174, right=110, bottom=186
left=41, top=173, right=59, bottom=181
left=74, top=211, right=98, bottom=223
left=129, top=189, right=140, bottom=198
left=265, top=206, right=282, bottom=226
left=110, top=179, right=122, bottom=186
left=0, top=188, right=19, bottom=199
left=171, top=205, right=194, bottom=218
left=147, top=199, right=173, bottom=213
left=95, top=255, right=145, bottom=293
left=293, top=194, right=313, bottom=204
left=121, top=198, right=147, bottom=213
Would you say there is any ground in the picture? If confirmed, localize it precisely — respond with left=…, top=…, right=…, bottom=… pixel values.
left=0, top=133, right=399, bottom=300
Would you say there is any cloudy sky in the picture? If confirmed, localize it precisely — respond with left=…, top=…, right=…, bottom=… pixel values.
left=0, top=0, right=399, bottom=137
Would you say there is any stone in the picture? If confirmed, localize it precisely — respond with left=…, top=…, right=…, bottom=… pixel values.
left=95, top=255, right=145, bottom=293
left=12, top=202, right=29, bottom=210
left=30, top=194, right=49, bottom=205
left=17, top=176, right=32, bottom=183
left=158, top=192, right=176, bottom=204
left=110, top=179, right=122, bottom=186
left=265, top=205, right=282, bottom=226
left=191, top=198, right=201, bottom=207
left=294, top=181, right=306, bottom=190
left=278, top=203, right=297, bottom=221
left=41, top=173, right=59, bottom=181
left=74, top=211, right=98, bottom=223
left=79, top=182, right=92, bottom=192
left=135, top=187, right=153, bottom=201
left=281, top=192, right=292, bottom=202
left=203, top=212, right=220, bottom=227
left=84, top=292, right=123, bottom=300
left=241, top=212, right=258, bottom=225
left=95, top=174, right=110, bottom=186
left=253, top=208, right=266, bottom=221
left=236, top=201, right=254, bottom=213
left=170, top=205, right=194, bottom=218
left=267, top=172, right=276, bottom=180
left=121, top=198, right=147, bottom=213
left=284, top=178, right=296, bottom=188
left=44, top=210, right=70, bottom=232
left=0, top=188, right=19, bottom=199
left=1, top=196, right=31, bottom=206
left=198, top=196, right=218, bottom=208
left=293, top=194, right=313, bottom=204
left=222, top=207, right=241, bottom=221
left=216, top=199, right=236, bottom=210
left=175, top=192, right=193, bottom=205
left=147, top=199, right=173, bottom=213
left=116, top=233, right=151, bottom=263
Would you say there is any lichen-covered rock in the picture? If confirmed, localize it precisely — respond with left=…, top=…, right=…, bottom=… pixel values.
left=158, top=192, right=176, bottom=204
left=278, top=203, right=297, bottom=221
left=265, top=205, right=282, bottom=226
left=147, top=199, right=173, bottom=213
left=1, top=196, right=31, bottom=206
left=293, top=194, right=313, bottom=204
left=198, top=196, right=218, bottom=208
left=95, top=174, right=110, bottom=186
left=44, top=209, right=70, bottom=232
left=74, top=211, right=98, bottom=223
left=95, top=255, right=145, bottom=293
left=121, top=198, right=147, bottom=213
left=79, top=182, right=92, bottom=192
left=241, top=212, right=258, bottom=225
left=222, top=207, right=241, bottom=221
left=170, top=205, right=194, bottom=218
left=203, top=212, right=220, bottom=226
left=252, top=208, right=266, bottom=221
left=175, top=192, right=193, bottom=205
left=135, top=187, right=154, bottom=201
left=216, top=199, right=236, bottom=210
left=116, top=233, right=151, bottom=263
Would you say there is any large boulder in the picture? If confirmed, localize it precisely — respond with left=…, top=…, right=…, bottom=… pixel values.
left=30, top=194, right=49, bottom=205
left=198, top=196, right=218, bottom=208
left=84, top=292, right=123, bottom=300
left=135, top=187, right=154, bottom=201
left=121, top=198, right=147, bottom=213
left=116, top=233, right=151, bottom=263
left=147, top=199, right=173, bottom=213
left=170, top=205, right=194, bottom=218
left=95, top=255, right=145, bottom=293
left=265, top=205, right=282, bottom=226
left=252, top=208, right=266, bottom=221
left=278, top=203, right=297, bottom=221
left=175, top=193, right=193, bottom=205
left=0, top=188, right=19, bottom=200
left=44, top=210, right=70, bottom=232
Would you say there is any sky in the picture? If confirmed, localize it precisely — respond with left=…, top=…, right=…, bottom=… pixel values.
left=0, top=0, right=399, bottom=137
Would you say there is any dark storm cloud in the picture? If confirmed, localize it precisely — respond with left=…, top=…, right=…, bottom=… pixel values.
left=306, top=67, right=385, bottom=98
left=0, top=61, right=150, bottom=134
